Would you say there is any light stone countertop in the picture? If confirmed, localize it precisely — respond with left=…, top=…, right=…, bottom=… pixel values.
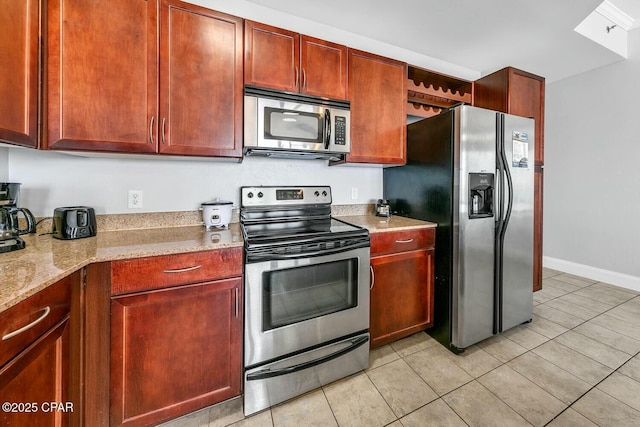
left=0, top=224, right=243, bottom=313
left=336, top=214, right=437, bottom=233
left=0, top=213, right=436, bottom=314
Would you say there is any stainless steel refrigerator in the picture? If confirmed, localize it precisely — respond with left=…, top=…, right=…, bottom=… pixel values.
left=383, top=105, right=534, bottom=352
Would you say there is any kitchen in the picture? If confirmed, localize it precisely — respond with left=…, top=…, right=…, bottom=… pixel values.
left=2, top=0, right=640, bottom=426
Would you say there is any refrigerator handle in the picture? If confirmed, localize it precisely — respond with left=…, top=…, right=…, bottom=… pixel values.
left=494, top=114, right=503, bottom=335
left=495, top=113, right=514, bottom=334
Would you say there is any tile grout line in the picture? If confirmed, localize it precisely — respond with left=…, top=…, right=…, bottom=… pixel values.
left=529, top=273, right=640, bottom=425
left=542, top=347, right=640, bottom=426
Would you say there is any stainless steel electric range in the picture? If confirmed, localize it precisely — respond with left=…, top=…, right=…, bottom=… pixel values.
left=240, top=185, right=370, bottom=416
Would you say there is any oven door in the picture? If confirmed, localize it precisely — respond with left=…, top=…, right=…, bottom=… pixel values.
left=244, top=246, right=370, bottom=367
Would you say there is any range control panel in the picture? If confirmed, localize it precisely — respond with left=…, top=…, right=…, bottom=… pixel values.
left=241, top=186, right=332, bottom=207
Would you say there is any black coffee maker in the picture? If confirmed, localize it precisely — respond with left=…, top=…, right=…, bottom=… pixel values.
left=0, top=183, right=36, bottom=253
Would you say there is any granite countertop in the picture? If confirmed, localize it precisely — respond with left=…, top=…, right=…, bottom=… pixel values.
left=0, top=213, right=436, bottom=314
left=0, top=224, right=243, bottom=313
left=337, top=214, right=437, bottom=232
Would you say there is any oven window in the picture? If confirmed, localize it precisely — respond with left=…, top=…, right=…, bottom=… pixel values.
left=263, top=258, right=358, bottom=331
left=264, top=107, right=323, bottom=142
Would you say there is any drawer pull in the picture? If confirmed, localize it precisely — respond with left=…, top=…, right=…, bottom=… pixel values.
left=395, top=238, right=414, bottom=244
left=370, top=265, right=375, bottom=290
left=2, top=306, right=51, bottom=341
left=163, top=265, right=202, bottom=274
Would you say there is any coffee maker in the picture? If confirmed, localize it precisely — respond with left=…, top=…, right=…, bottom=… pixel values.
left=0, top=183, right=36, bottom=253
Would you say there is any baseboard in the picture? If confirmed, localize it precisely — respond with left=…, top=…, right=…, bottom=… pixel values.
left=543, top=256, right=640, bottom=293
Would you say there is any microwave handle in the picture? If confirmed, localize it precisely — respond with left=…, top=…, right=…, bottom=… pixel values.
left=324, top=109, right=331, bottom=149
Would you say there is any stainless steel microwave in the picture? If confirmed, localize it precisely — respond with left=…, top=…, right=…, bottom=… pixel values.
left=243, top=86, right=351, bottom=161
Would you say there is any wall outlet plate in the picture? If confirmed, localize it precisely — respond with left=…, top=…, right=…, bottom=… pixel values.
left=128, top=190, right=143, bottom=209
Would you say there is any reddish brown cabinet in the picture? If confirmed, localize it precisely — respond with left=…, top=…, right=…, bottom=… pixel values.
left=158, top=1, right=243, bottom=157
left=0, top=0, right=40, bottom=147
left=0, top=272, right=79, bottom=427
left=245, top=21, right=348, bottom=100
left=344, top=49, right=407, bottom=165
left=46, top=0, right=158, bottom=153
left=107, top=248, right=243, bottom=427
left=46, top=0, right=243, bottom=158
left=474, top=67, right=545, bottom=291
left=369, top=228, right=435, bottom=348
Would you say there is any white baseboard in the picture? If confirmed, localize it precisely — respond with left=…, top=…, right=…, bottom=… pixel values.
left=543, top=256, right=640, bottom=293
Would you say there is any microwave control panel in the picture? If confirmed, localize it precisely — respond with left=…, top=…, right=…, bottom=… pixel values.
left=334, top=116, right=347, bottom=145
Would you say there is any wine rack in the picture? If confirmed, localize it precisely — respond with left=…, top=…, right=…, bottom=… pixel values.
left=407, top=66, right=473, bottom=118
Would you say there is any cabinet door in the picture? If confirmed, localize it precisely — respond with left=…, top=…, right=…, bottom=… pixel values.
left=0, top=0, right=39, bottom=147
left=46, top=0, right=158, bottom=153
left=370, top=249, right=434, bottom=348
left=159, top=1, right=243, bottom=157
left=0, top=319, right=70, bottom=427
left=300, top=35, right=347, bottom=100
left=346, top=49, right=407, bottom=164
left=245, top=21, right=299, bottom=92
left=110, top=278, right=242, bottom=427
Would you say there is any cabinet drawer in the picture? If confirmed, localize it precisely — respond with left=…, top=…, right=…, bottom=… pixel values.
left=0, top=275, right=72, bottom=368
left=111, top=247, right=243, bottom=295
left=371, top=228, right=435, bottom=256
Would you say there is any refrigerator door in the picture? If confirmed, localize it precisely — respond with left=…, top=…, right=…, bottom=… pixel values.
left=452, top=106, right=497, bottom=349
left=499, top=113, right=534, bottom=331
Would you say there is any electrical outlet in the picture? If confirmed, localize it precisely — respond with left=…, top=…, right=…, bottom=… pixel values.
left=351, top=187, right=358, bottom=200
left=128, top=190, right=143, bottom=209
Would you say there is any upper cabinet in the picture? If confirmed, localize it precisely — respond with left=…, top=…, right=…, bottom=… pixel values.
left=244, top=21, right=348, bottom=100
left=0, top=0, right=40, bottom=148
left=46, top=0, right=158, bottom=153
left=473, top=67, right=545, bottom=165
left=158, top=1, right=243, bottom=157
left=45, top=0, right=243, bottom=158
left=344, top=49, right=407, bottom=165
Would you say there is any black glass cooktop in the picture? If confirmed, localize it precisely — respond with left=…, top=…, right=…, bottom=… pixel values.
left=242, top=217, right=367, bottom=248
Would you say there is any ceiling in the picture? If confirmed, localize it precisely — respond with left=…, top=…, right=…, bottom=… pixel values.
left=244, top=0, right=640, bottom=83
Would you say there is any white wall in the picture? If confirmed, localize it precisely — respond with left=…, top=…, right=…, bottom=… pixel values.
left=6, top=148, right=382, bottom=216
left=0, top=148, right=8, bottom=181
left=544, top=28, right=640, bottom=290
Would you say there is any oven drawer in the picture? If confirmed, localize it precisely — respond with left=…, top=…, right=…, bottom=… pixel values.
left=111, top=247, right=242, bottom=295
left=370, top=227, right=435, bottom=256
left=244, top=332, right=369, bottom=416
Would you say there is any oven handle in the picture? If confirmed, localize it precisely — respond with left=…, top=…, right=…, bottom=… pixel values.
left=246, top=335, right=369, bottom=381
left=246, top=243, right=369, bottom=262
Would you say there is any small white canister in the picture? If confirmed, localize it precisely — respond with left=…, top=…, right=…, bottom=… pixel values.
left=201, top=199, right=233, bottom=229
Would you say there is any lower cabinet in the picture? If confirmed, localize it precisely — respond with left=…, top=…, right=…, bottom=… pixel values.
left=0, top=320, right=70, bottom=427
left=107, top=248, right=243, bottom=427
left=110, top=278, right=242, bottom=426
left=370, top=228, right=435, bottom=348
left=0, top=271, right=79, bottom=427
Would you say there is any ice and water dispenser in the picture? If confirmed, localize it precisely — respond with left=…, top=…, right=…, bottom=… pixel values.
left=468, top=173, right=494, bottom=218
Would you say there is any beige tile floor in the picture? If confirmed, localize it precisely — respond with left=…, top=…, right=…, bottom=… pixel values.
left=160, top=268, right=640, bottom=427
